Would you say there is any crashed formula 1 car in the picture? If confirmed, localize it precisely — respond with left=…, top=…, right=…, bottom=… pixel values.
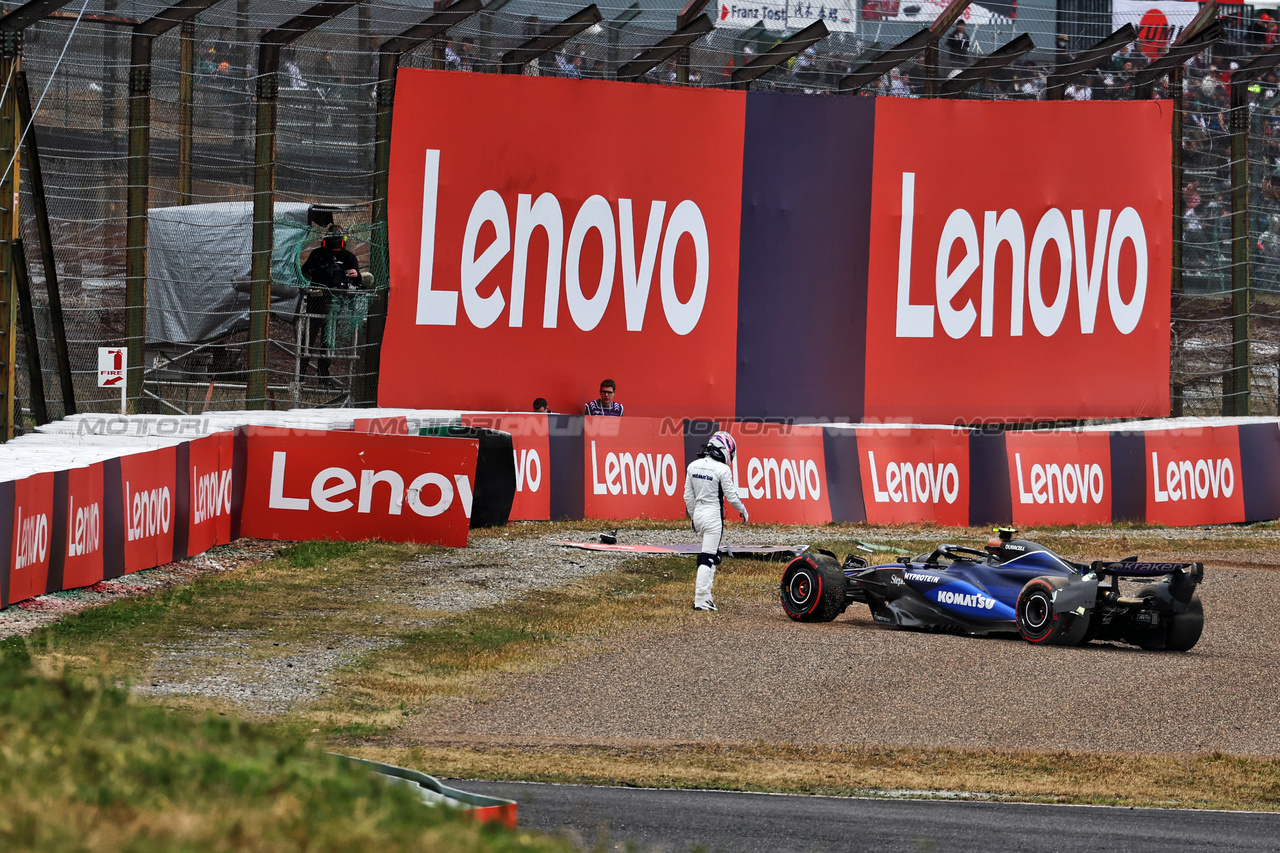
left=779, top=529, right=1205, bottom=651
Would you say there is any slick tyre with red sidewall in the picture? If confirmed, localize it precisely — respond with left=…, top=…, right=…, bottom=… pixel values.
left=780, top=553, right=847, bottom=623
left=1016, top=576, right=1088, bottom=645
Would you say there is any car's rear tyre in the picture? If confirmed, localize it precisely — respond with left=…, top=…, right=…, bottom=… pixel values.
left=1016, top=577, right=1087, bottom=645
left=780, top=553, right=847, bottom=622
left=1133, top=584, right=1204, bottom=652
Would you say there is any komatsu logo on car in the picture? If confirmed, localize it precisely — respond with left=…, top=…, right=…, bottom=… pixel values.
left=936, top=590, right=998, bottom=610
left=904, top=572, right=941, bottom=584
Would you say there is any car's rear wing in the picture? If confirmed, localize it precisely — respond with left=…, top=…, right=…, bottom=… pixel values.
left=1089, top=561, right=1204, bottom=584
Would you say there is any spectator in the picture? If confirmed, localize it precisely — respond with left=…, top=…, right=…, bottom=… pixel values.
left=300, top=229, right=361, bottom=387
left=944, top=20, right=970, bottom=67
left=532, top=397, right=549, bottom=413
left=584, top=379, right=623, bottom=416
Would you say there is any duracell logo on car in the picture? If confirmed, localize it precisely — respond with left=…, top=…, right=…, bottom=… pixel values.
left=415, top=150, right=711, bottom=336
left=894, top=172, right=1150, bottom=340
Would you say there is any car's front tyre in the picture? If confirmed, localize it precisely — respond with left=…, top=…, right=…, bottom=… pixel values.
left=780, top=553, right=847, bottom=622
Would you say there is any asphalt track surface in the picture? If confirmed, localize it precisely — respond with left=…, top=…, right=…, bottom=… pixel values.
left=457, top=780, right=1280, bottom=853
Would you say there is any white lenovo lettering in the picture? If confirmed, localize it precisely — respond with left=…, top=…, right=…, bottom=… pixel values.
left=14, top=507, right=49, bottom=571
left=895, top=172, right=1148, bottom=340
left=1014, top=453, right=1105, bottom=505
left=742, top=456, right=822, bottom=501
left=1151, top=452, right=1235, bottom=503
left=266, top=451, right=471, bottom=518
left=125, top=482, right=172, bottom=542
left=415, top=149, right=710, bottom=335
left=868, top=451, right=960, bottom=505
left=192, top=465, right=234, bottom=525
left=514, top=447, right=543, bottom=493
left=589, top=440, right=679, bottom=497
left=66, top=493, right=102, bottom=558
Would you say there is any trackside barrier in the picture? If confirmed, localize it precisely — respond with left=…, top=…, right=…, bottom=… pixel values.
left=333, top=755, right=518, bottom=828
left=5, top=412, right=1280, bottom=610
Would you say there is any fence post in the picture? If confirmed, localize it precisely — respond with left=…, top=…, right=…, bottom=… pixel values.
left=1228, top=76, right=1251, bottom=416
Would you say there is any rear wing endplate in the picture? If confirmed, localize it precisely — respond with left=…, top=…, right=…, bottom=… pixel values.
left=1089, top=561, right=1204, bottom=582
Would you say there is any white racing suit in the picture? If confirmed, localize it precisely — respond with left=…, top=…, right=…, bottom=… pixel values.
left=684, top=455, right=748, bottom=609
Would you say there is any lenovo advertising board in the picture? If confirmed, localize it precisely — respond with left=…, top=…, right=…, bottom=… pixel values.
left=723, top=422, right=831, bottom=524
left=584, top=416, right=685, bottom=520
left=857, top=428, right=969, bottom=525
left=380, top=70, right=746, bottom=419
left=1144, top=427, right=1245, bottom=526
left=184, top=433, right=235, bottom=557
left=1005, top=431, right=1112, bottom=526
left=863, top=99, right=1171, bottom=422
left=461, top=413, right=551, bottom=521
left=119, top=447, right=177, bottom=573
left=58, top=463, right=105, bottom=591
left=239, top=427, right=476, bottom=547
left=8, top=472, right=54, bottom=606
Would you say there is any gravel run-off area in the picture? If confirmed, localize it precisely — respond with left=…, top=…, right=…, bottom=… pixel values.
left=3, top=525, right=1279, bottom=758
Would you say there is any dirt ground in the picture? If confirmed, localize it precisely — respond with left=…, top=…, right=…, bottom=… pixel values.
left=399, top=547, right=1280, bottom=757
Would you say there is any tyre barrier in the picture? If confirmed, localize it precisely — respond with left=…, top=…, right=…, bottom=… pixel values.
left=4, top=410, right=1280, bottom=610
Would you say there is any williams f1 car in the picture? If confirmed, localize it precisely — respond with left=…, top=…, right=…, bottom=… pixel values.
left=780, top=529, right=1204, bottom=651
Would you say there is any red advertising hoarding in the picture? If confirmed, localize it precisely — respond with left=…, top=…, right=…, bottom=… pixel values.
left=857, top=428, right=969, bottom=525
left=61, top=463, right=105, bottom=590
left=1144, top=427, right=1245, bottom=526
left=119, top=447, right=177, bottom=573
left=238, top=427, right=476, bottom=547
left=461, top=413, right=551, bottom=521
left=9, top=472, right=54, bottom=605
left=379, top=70, right=747, bottom=419
left=863, top=99, right=1172, bottom=422
left=722, top=422, right=831, bottom=524
left=187, top=433, right=235, bottom=557
left=583, top=416, right=685, bottom=520
left=1005, top=431, right=1112, bottom=526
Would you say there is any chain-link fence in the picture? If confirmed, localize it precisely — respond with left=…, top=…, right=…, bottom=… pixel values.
left=6, top=0, right=1278, bottom=426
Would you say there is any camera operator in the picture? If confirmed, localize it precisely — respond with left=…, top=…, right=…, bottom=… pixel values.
left=300, top=230, right=360, bottom=386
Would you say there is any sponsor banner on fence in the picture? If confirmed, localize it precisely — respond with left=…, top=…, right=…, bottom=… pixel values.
left=462, top=413, right=551, bottom=521
left=863, top=99, right=1172, bottom=423
left=9, top=472, right=54, bottom=606
left=239, top=427, right=476, bottom=547
left=584, top=416, right=685, bottom=520
left=58, top=464, right=105, bottom=591
left=857, top=428, right=969, bottom=525
left=1005, top=431, right=1112, bottom=526
left=186, top=433, right=235, bottom=557
left=381, top=70, right=746, bottom=419
left=119, top=447, right=177, bottom=573
left=1113, top=0, right=1200, bottom=60
left=724, top=422, right=831, bottom=524
left=715, top=0, right=857, bottom=31
left=1144, top=427, right=1244, bottom=526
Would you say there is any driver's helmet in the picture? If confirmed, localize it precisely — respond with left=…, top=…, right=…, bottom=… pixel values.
left=706, top=431, right=736, bottom=466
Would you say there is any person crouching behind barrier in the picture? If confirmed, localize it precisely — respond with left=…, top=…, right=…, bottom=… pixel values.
left=684, top=430, right=749, bottom=612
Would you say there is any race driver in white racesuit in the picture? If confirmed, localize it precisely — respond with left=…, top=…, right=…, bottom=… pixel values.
left=684, top=431, right=749, bottom=611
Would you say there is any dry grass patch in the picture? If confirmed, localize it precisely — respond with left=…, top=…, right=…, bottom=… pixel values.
left=350, top=742, right=1280, bottom=811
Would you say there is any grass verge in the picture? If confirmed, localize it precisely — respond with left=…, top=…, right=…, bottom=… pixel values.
left=0, top=642, right=573, bottom=852
left=12, top=524, right=1280, bottom=819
